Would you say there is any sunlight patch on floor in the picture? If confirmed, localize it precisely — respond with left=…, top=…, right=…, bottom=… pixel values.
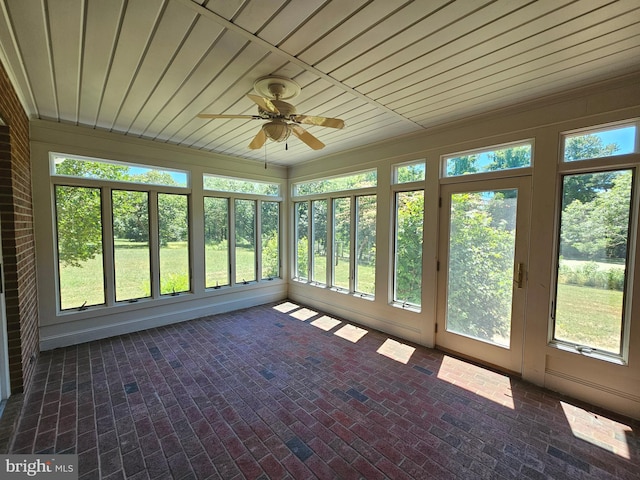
left=290, top=308, right=318, bottom=321
left=436, top=356, right=515, bottom=409
left=560, top=401, right=633, bottom=459
left=273, top=302, right=299, bottom=313
left=334, top=324, right=368, bottom=343
left=311, top=315, right=341, bottom=331
left=376, top=338, right=415, bottom=364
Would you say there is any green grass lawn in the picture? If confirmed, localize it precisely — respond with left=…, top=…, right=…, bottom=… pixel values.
left=555, top=283, right=622, bottom=352
left=59, top=242, right=258, bottom=309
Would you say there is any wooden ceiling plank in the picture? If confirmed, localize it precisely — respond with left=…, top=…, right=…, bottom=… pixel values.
left=77, top=0, right=125, bottom=126
left=127, top=18, right=226, bottom=136
left=315, top=0, right=450, bottom=75
left=345, top=0, right=532, bottom=93
left=158, top=42, right=282, bottom=143
left=370, top=0, right=580, bottom=103
left=4, top=0, right=58, bottom=119
left=258, top=0, right=326, bottom=47
left=48, top=0, right=84, bottom=124
left=332, top=0, right=496, bottom=87
left=95, top=0, right=167, bottom=129
left=409, top=39, right=640, bottom=125
left=277, top=0, right=367, bottom=57
left=114, top=0, right=200, bottom=132
left=397, top=18, right=640, bottom=117
left=297, top=0, right=411, bottom=66
left=232, top=0, right=286, bottom=35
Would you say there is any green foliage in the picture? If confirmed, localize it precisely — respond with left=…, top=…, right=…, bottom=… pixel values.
left=294, top=170, right=377, bottom=196
left=558, top=261, right=625, bottom=290
left=394, top=190, right=423, bottom=304
left=447, top=192, right=515, bottom=342
left=56, top=186, right=103, bottom=267
left=262, top=233, right=279, bottom=278
left=561, top=171, right=631, bottom=260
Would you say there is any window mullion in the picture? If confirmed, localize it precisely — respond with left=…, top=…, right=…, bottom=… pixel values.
left=102, top=187, right=115, bottom=307
left=325, top=198, right=333, bottom=287
left=149, top=191, right=160, bottom=299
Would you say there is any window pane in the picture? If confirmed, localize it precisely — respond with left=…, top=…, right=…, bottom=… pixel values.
left=444, top=143, right=531, bottom=177
left=293, top=170, right=377, bottom=196
left=204, top=197, right=229, bottom=288
left=261, top=201, right=279, bottom=279
left=55, top=186, right=105, bottom=310
left=112, top=190, right=150, bottom=301
left=52, top=154, right=188, bottom=186
left=555, top=169, right=632, bottom=354
left=563, top=126, right=636, bottom=162
left=395, top=162, right=425, bottom=183
left=355, top=195, right=376, bottom=296
left=312, top=200, right=328, bottom=284
left=295, top=202, right=309, bottom=280
left=394, top=190, right=424, bottom=306
left=235, top=199, right=256, bottom=283
left=446, top=190, right=517, bottom=347
left=158, top=194, right=190, bottom=294
left=204, top=174, right=280, bottom=196
left=333, top=198, right=351, bottom=290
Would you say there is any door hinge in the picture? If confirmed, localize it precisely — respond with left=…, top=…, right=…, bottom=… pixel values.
left=439, top=197, right=442, bottom=208
left=435, top=323, right=438, bottom=333
left=436, top=260, right=440, bottom=271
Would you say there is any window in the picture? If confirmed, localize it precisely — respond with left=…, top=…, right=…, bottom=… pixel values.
left=444, top=142, right=531, bottom=177
left=293, top=171, right=377, bottom=297
left=203, top=174, right=280, bottom=196
left=112, top=190, right=151, bottom=301
left=355, top=195, right=376, bottom=296
left=235, top=199, right=256, bottom=284
left=332, top=198, right=351, bottom=290
left=563, top=125, right=636, bottom=162
left=393, top=190, right=424, bottom=307
left=392, top=161, right=425, bottom=308
left=204, top=197, right=229, bottom=288
left=293, top=169, right=377, bottom=196
left=158, top=194, right=190, bottom=295
left=294, top=202, right=309, bottom=281
left=52, top=153, right=188, bottom=186
left=312, top=200, right=328, bottom=284
left=261, top=201, right=280, bottom=279
left=55, top=186, right=105, bottom=310
left=553, top=169, right=633, bottom=356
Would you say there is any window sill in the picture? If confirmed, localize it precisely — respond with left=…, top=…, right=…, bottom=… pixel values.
left=548, top=341, right=627, bottom=366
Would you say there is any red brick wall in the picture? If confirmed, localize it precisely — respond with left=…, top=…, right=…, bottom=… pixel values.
left=0, top=59, right=39, bottom=394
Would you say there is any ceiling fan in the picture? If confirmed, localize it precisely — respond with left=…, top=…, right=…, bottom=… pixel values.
left=197, top=76, right=345, bottom=150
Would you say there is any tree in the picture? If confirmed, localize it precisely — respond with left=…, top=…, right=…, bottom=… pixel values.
left=447, top=192, right=515, bottom=342
left=394, top=190, right=424, bottom=304
left=561, top=170, right=631, bottom=260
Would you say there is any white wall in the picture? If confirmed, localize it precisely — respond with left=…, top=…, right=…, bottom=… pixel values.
left=288, top=73, right=640, bottom=419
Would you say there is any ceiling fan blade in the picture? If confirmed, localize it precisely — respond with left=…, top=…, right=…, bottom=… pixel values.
left=247, top=94, right=279, bottom=114
left=293, top=115, right=345, bottom=129
left=197, top=114, right=259, bottom=119
left=248, top=128, right=267, bottom=150
left=291, top=125, right=325, bottom=150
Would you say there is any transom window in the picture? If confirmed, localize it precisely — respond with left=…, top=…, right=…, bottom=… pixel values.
left=443, top=142, right=532, bottom=177
left=563, top=124, right=637, bottom=162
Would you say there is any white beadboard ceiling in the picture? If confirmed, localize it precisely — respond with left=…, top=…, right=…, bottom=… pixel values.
left=0, top=0, right=639, bottom=166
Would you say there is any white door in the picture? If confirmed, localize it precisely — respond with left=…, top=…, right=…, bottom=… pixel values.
left=437, top=176, right=531, bottom=374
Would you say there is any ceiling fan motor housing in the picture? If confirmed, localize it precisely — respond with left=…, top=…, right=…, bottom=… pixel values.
left=262, top=120, right=291, bottom=142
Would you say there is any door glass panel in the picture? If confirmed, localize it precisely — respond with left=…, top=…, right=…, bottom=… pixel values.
left=446, top=189, right=518, bottom=347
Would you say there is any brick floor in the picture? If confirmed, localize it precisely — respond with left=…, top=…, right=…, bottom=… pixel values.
left=8, top=301, right=640, bottom=479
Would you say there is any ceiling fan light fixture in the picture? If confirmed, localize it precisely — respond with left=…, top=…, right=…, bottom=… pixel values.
left=262, top=121, right=291, bottom=142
